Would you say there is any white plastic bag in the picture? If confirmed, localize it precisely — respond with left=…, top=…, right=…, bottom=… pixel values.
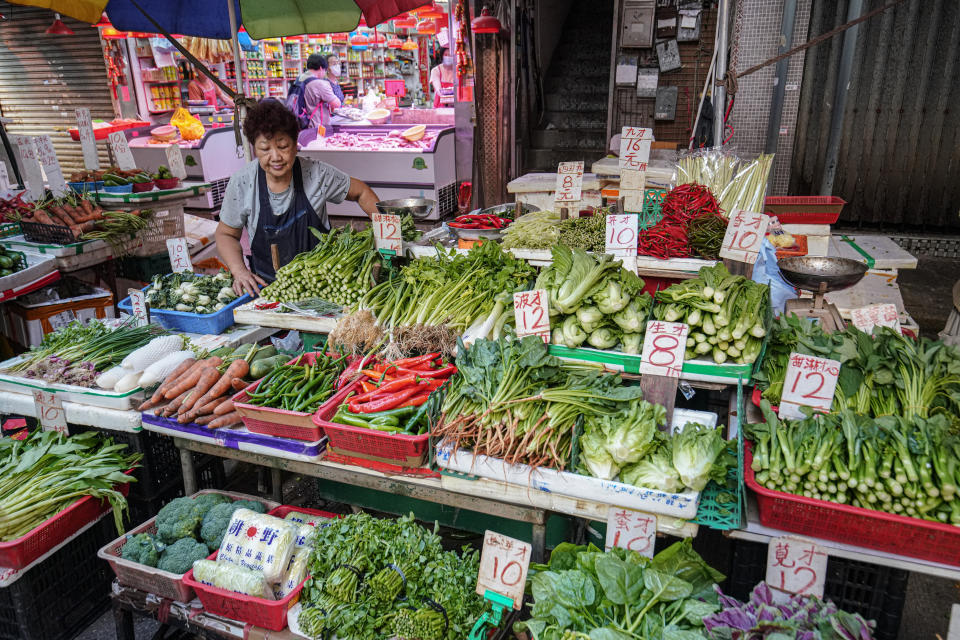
left=217, top=509, right=298, bottom=583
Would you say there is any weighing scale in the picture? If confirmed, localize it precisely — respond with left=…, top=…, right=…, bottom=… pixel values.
left=778, top=257, right=867, bottom=332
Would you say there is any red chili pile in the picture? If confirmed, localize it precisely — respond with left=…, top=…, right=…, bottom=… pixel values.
left=448, top=213, right=512, bottom=230
left=636, top=183, right=725, bottom=259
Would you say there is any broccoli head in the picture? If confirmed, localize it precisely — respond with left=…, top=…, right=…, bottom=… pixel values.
left=120, top=533, right=163, bottom=567
left=200, top=502, right=244, bottom=552
left=232, top=499, right=266, bottom=514
left=157, top=537, right=209, bottom=574
left=193, top=493, right=232, bottom=516
left=155, top=497, right=205, bottom=544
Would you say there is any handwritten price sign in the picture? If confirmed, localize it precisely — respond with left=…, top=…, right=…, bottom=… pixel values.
left=166, top=237, right=194, bottom=273
left=605, top=507, right=656, bottom=557
left=14, top=136, right=44, bottom=201
left=107, top=131, right=136, bottom=170
left=719, top=210, right=770, bottom=264
left=372, top=212, right=402, bottom=254
left=554, top=161, right=584, bottom=206
left=779, top=353, right=840, bottom=419
left=618, top=126, right=653, bottom=171
left=75, top=108, right=99, bottom=170
left=48, top=310, right=76, bottom=331
left=33, top=390, right=67, bottom=434
left=850, top=303, right=901, bottom=335
left=165, top=144, right=187, bottom=180
left=766, top=535, right=827, bottom=598
left=513, top=289, right=551, bottom=343
left=605, top=214, right=638, bottom=257
left=128, top=288, right=149, bottom=326
left=476, top=531, right=530, bottom=610
left=35, top=135, right=68, bottom=196
left=639, top=321, right=689, bottom=378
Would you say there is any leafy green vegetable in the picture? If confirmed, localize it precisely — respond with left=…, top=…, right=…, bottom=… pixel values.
left=672, top=423, right=728, bottom=491
left=147, top=270, right=237, bottom=314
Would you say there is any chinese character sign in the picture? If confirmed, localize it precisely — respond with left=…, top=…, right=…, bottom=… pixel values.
left=165, top=144, right=187, bottom=180
left=128, top=288, right=149, bottom=326
left=639, top=321, right=689, bottom=378
left=605, top=213, right=639, bottom=256
left=554, top=161, right=584, bottom=206
left=765, top=535, right=827, bottom=598
left=166, top=237, right=194, bottom=273
left=618, top=127, right=653, bottom=171
left=605, top=507, right=657, bottom=557
left=107, top=131, right=136, bottom=170
left=13, top=135, right=44, bottom=202
left=33, top=390, right=67, bottom=434
left=719, top=211, right=770, bottom=264
left=35, top=135, right=68, bottom=196
left=476, top=531, right=531, bottom=610
left=75, top=108, right=100, bottom=171
left=779, top=352, right=841, bottom=419
left=850, top=303, right=901, bottom=335
left=372, top=212, right=402, bottom=254
left=513, top=289, right=551, bottom=343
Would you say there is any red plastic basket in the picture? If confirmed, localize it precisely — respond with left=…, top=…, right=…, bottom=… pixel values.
left=313, top=397, right=431, bottom=468
left=0, top=473, right=132, bottom=570
left=266, top=504, right=342, bottom=524
left=323, top=450, right=441, bottom=478
left=744, top=447, right=960, bottom=565
left=763, top=196, right=846, bottom=225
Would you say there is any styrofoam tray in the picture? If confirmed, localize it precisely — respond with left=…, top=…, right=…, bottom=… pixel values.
left=436, top=444, right=700, bottom=519
left=0, top=356, right=144, bottom=410
left=0, top=252, right=57, bottom=295
left=0, top=234, right=109, bottom=257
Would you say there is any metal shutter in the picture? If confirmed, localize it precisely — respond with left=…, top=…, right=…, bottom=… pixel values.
left=0, top=2, right=115, bottom=176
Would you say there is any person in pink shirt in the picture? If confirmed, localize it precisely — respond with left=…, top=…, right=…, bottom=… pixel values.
left=296, top=54, right=341, bottom=130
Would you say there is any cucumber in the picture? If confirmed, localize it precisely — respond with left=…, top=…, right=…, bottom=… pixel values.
left=0, top=269, right=11, bottom=277
left=249, top=355, right=287, bottom=379
left=252, top=345, right=277, bottom=360
left=0, top=256, right=12, bottom=269
left=232, top=343, right=255, bottom=357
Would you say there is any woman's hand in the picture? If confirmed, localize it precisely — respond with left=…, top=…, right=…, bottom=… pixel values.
left=233, top=268, right=267, bottom=298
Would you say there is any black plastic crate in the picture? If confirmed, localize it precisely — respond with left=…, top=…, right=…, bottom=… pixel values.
left=729, top=539, right=907, bottom=640
left=0, top=516, right=115, bottom=640
left=115, top=251, right=170, bottom=283
left=123, top=454, right=226, bottom=529
left=19, top=220, right=76, bottom=245
left=74, top=428, right=183, bottom=499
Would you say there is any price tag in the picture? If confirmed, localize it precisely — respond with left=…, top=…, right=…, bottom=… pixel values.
left=166, top=237, right=194, bottom=273
left=0, top=162, right=9, bottom=191
left=620, top=167, right=646, bottom=191
left=35, top=135, right=68, bottom=196
left=605, top=213, right=639, bottom=257
left=639, top=321, right=689, bottom=378
left=476, top=530, right=530, bottom=610
left=513, top=289, right=551, bottom=343
left=719, top=210, right=770, bottom=264
left=765, top=535, right=827, bottom=598
left=14, top=135, right=44, bottom=201
left=372, top=212, right=402, bottom=254
left=605, top=507, right=656, bottom=557
left=127, top=288, right=149, bottom=326
left=779, top=353, right=840, bottom=419
left=618, top=126, right=653, bottom=171
left=554, top=161, right=584, bottom=206
left=165, top=144, right=187, bottom=180
left=850, top=303, right=901, bottom=335
left=32, top=390, right=67, bottom=434
left=75, top=108, right=100, bottom=171
left=48, top=310, right=76, bottom=331
left=107, top=131, right=137, bottom=170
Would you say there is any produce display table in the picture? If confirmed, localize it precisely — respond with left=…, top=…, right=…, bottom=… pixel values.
left=111, top=581, right=244, bottom=640
left=232, top=300, right=341, bottom=334
left=828, top=234, right=918, bottom=270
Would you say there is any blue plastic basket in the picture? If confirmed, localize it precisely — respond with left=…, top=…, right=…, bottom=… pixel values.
left=103, top=184, right=133, bottom=194
left=118, top=284, right=250, bottom=334
left=68, top=180, right=104, bottom=194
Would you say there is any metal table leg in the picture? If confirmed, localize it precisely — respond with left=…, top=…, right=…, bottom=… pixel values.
left=271, top=467, right=283, bottom=503
left=112, top=600, right=135, bottom=640
left=180, top=448, right=197, bottom=495
left=531, top=513, right=547, bottom=564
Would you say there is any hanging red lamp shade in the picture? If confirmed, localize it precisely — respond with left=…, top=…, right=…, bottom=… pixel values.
left=100, top=25, right=128, bottom=39
left=387, top=35, right=404, bottom=49
left=350, top=32, right=369, bottom=50
left=370, top=31, right=387, bottom=47
left=357, top=16, right=368, bottom=28
left=45, top=13, right=74, bottom=35
left=92, top=13, right=111, bottom=28
left=400, top=37, right=418, bottom=51
left=392, top=12, right=417, bottom=29
left=471, top=7, right=502, bottom=34
left=416, top=19, right=437, bottom=35
left=418, top=3, right=445, bottom=20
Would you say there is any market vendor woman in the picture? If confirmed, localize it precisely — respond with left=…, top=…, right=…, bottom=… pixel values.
left=215, top=100, right=380, bottom=297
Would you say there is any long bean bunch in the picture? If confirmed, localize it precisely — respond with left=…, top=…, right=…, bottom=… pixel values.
left=244, top=352, right=348, bottom=413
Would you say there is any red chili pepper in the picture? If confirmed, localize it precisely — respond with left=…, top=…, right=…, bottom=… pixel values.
left=396, top=364, right=457, bottom=379
left=360, top=380, right=378, bottom=393
left=392, top=353, right=441, bottom=367
left=397, top=392, right=431, bottom=408
left=351, top=386, right=422, bottom=413
left=351, top=375, right=419, bottom=402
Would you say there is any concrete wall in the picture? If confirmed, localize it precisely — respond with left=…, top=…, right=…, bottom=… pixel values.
left=536, top=0, right=574, bottom=74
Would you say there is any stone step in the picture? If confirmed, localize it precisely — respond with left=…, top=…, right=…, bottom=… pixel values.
left=544, top=80, right=609, bottom=96
left=531, top=127, right=607, bottom=149
left=544, top=92, right=608, bottom=112
left=541, top=109, right=607, bottom=130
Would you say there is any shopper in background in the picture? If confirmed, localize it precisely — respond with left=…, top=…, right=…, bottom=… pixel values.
left=291, top=53, right=342, bottom=130
left=429, top=46, right=455, bottom=107
left=325, top=54, right=346, bottom=103
left=187, top=66, right=234, bottom=109
left=215, top=100, right=379, bottom=297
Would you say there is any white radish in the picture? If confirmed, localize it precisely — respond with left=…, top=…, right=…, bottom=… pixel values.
left=97, top=365, right=126, bottom=389
left=138, top=350, right=194, bottom=388
left=114, top=371, right=142, bottom=393
left=121, top=335, right=183, bottom=371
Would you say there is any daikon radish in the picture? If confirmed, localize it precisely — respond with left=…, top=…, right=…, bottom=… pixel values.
left=97, top=365, right=126, bottom=389
left=139, top=350, right=194, bottom=387
left=121, top=335, right=183, bottom=371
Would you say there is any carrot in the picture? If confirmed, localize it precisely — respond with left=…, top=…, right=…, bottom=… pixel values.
left=78, top=198, right=95, bottom=220
left=196, top=413, right=219, bottom=426
left=161, top=390, right=192, bottom=417
left=63, top=203, right=84, bottom=223
left=31, top=210, right=57, bottom=226
left=163, top=357, right=222, bottom=399
left=47, top=204, right=74, bottom=225
left=213, top=399, right=235, bottom=416
left=144, top=357, right=197, bottom=405
left=192, top=360, right=249, bottom=411
left=231, top=378, right=248, bottom=391
left=209, top=411, right=242, bottom=429
left=180, top=394, right=228, bottom=422
left=179, top=367, right=221, bottom=412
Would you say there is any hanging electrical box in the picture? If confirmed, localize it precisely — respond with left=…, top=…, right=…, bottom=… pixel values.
left=655, top=86, right=678, bottom=120
left=621, top=0, right=656, bottom=48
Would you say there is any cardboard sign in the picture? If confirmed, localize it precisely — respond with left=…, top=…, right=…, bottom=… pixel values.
left=476, top=531, right=530, bottom=610
left=513, top=289, right=551, bottom=343
left=127, top=288, right=149, bottom=326
left=372, top=212, right=402, bottom=254
left=0, top=162, right=9, bottom=191
left=850, top=303, right=901, bottom=335
left=48, top=310, right=76, bottom=331
left=33, top=390, right=67, bottom=434
left=166, top=237, right=194, bottom=273
left=719, top=211, right=770, bottom=264
left=605, top=213, right=639, bottom=257
left=107, top=131, right=136, bottom=170
left=165, top=144, right=187, bottom=180
left=75, top=108, right=99, bottom=171
left=35, top=135, right=68, bottom=196
left=766, top=535, right=827, bottom=598
left=605, top=507, right=656, bottom=557
left=13, top=136, right=44, bottom=201
left=554, top=161, right=584, bottom=206
left=779, top=353, right=840, bottom=419
left=618, top=126, right=653, bottom=171
left=639, top=321, right=689, bottom=378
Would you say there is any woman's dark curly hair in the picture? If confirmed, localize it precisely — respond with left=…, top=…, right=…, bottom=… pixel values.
left=242, top=99, right=298, bottom=144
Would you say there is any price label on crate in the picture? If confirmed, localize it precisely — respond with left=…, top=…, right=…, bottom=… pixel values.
left=513, top=289, right=551, bottom=343
left=605, top=213, right=638, bottom=256
left=165, top=144, right=187, bottom=180
left=554, top=161, right=584, bottom=206
left=765, top=535, right=827, bottom=598
left=13, top=135, right=44, bottom=202
left=35, top=135, right=68, bottom=196
left=48, top=310, right=76, bottom=331
left=32, top=390, right=67, bottom=434
left=476, top=531, right=530, bottom=610
left=639, top=321, right=689, bottom=378
left=107, top=131, right=136, bottom=171
left=605, top=507, right=656, bottom=557
left=372, top=212, right=402, bottom=254
left=779, top=353, right=840, bottom=419
left=166, top=237, right=194, bottom=273
left=127, top=288, right=149, bottom=326
left=850, top=303, right=901, bottom=335
left=719, top=210, right=770, bottom=264
left=618, top=126, right=653, bottom=171
left=75, top=108, right=100, bottom=171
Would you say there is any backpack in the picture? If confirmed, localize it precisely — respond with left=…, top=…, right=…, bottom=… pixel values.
left=285, top=76, right=321, bottom=129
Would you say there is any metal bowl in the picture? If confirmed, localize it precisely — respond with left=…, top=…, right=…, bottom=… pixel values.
left=376, top=198, right=436, bottom=220
left=473, top=202, right=540, bottom=219
left=448, top=226, right=502, bottom=241
left=777, top=256, right=868, bottom=293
